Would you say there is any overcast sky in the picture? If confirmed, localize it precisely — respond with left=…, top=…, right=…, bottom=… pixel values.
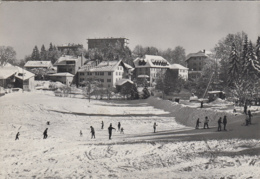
left=0, top=2, right=259, bottom=59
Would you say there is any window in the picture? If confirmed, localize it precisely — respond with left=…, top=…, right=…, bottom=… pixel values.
left=100, top=79, right=104, bottom=82
left=107, top=79, right=111, bottom=82
left=108, top=84, right=110, bottom=88
left=116, top=72, right=118, bottom=76
left=108, top=72, right=111, bottom=76
left=95, top=72, right=99, bottom=75
left=100, top=72, right=104, bottom=76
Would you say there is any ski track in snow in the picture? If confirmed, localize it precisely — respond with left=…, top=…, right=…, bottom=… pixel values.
left=0, top=92, right=260, bottom=178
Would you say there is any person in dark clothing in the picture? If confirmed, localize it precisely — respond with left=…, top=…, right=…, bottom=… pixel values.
left=195, top=118, right=201, bottom=129
left=118, top=122, right=121, bottom=132
left=200, top=101, right=203, bottom=108
left=244, top=104, right=247, bottom=115
left=101, top=121, right=104, bottom=129
left=47, top=121, right=50, bottom=125
left=223, top=116, right=227, bottom=131
left=80, top=130, right=83, bottom=137
left=90, top=126, right=95, bottom=139
left=108, top=123, right=116, bottom=140
left=15, top=132, right=20, bottom=140
left=217, top=117, right=222, bottom=131
left=245, top=115, right=250, bottom=126
left=204, top=116, right=209, bottom=129
left=248, top=110, right=252, bottom=124
left=43, top=128, right=48, bottom=139
left=153, top=122, right=158, bottom=133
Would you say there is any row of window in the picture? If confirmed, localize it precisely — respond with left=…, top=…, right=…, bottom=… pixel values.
left=79, top=72, right=112, bottom=76
left=79, top=78, right=112, bottom=83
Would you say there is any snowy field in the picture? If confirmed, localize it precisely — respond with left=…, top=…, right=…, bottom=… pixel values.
left=0, top=91, right=260, bottom=178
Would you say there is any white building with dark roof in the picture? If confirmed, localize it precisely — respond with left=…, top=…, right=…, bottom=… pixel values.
left=78, top=60, right=133, bottom=88
left=133, top=55, right=170, bottom=86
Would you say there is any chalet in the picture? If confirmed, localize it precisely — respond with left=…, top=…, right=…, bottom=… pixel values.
left=133, top=55, right=170, bottom=86
left=78, top=60, right=133, bottom=88
left=0, top=63, right=35, bottom=91
left=169, top=64, right=189, bottom=81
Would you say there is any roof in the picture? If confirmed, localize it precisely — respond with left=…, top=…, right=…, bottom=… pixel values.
left=133, top=55, right=170, bottom=68
left=208, top=91, right=225, bottom=94
left=54, top=55, right=87, bottom=66
left=24, top=61, right=52, bottom=68
left=48, top=72, right=74, bottom=77
left=186, top=50, right=212, bottom=61
left=170, top=64, right=188, bottom=70
left=115, top=79, right=134, bottom=86
left=138, top=75, right=149, bottom=78
left=0, top=64, right=35, bottom=80
left=78, top=60, right=123, bottom=72
left=124, top=63, right=134, bottom=69
left=0, top=66, right=17, bottom=79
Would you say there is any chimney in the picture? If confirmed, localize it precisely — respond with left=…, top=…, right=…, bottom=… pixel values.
left=203, top=49, right=205, bottom=53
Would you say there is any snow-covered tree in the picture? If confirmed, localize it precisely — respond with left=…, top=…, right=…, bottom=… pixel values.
left=256, top=36, right=260, bottom=63
left=228, top=43, right=240, bottom=86
left=0, top=46, right=16, bottom=66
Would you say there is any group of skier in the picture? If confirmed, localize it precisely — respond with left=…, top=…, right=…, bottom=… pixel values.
left=79, top=121, right=124, bottom=140
left=195, top=115, right=228, bottom=131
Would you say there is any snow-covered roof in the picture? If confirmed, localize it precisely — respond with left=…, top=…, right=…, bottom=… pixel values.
left=133, top=55, right=170, bottom=68
left=24, top=61, right=52, bottom=68
left=115, top=79, right=134, bottom=86
left=78, top=60, right=129, bottom=72
left=208, top=91, right=225, bottom=94
left=0, top=64, right=35, bottom=80
left=124, top=63, right=134, bottom=69
left=169, top=64, right=188, bottom=70
left=48, top=72, right=74, bottom=77
left=186, top=50, right=212, bottom=61
left=54, top=55, right=87, bottom=66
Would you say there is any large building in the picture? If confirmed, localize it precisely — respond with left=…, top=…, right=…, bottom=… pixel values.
left=78, top=60, right=133, bottom=88
left=133, top=55, right=170, bottom=86
left=87, top=38, right=128, bottom=50
left=57, top=44, right=83, bottom=53
left=186, top=50, right=212, bottom=79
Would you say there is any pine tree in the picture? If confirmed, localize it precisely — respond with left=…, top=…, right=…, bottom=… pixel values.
left=241, top=35, right=249, bottom=75
left=256, top=36, right=260, bottom=63
left=49, top=43, right=53, bottom=51
left=248, top=41, right=260, bottom=75
left=40, top=45, right=47, bottom=61
left=31, top=46, right=40, bottom=61
left=228, top=43, right=240, bottom=86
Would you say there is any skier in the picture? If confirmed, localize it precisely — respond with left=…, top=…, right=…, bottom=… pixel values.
left=195, top=118, right=201, bottom=129
left=223, top=116, right=227, bottom=131
left=43, top=128, right=48, bottom=139
left=244, top=103, right=247, bottom=115
left=101, top=121, right=104, bottom=129
left=118, top=122, right=121, bottom=132
left=90, top=126, right=95, bottom=139
left=80, top=130, right=83, bottom=137
left=15, top=132, right=20, bottom=140
left=203, top=116, right=209, bottom=129
left=245, top=115, right=250, bottom=126
left=248, top=110, right=252, bottom=124
left=153, top=122, right=158, bottom=133
left=217, top=117, right=222, bottom=131
left=108, top=123, right=116, bottom=140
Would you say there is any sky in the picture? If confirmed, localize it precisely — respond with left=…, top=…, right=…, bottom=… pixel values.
left=0, top=2, right=259, bottom=59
